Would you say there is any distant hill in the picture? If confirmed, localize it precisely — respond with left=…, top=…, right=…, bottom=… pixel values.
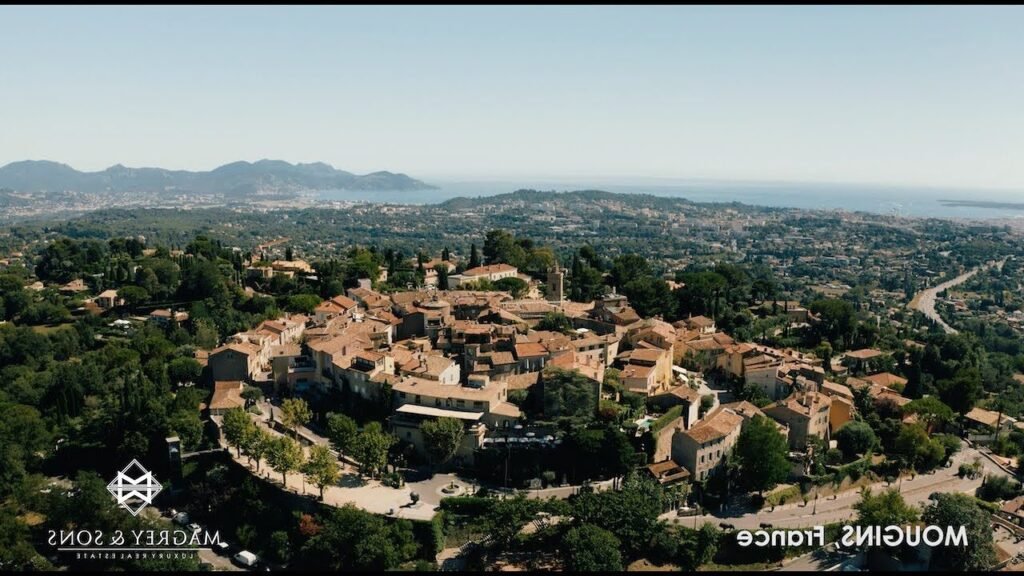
left=0, top=159, right=437, bottom=196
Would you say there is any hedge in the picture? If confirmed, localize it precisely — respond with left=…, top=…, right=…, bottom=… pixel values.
left=651, top=405, right=684, bottom=434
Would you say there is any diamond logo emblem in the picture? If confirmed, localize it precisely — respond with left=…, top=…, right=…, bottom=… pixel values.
left=107, top=459, right=163, bottom=516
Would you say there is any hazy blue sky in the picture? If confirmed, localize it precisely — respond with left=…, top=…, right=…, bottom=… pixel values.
left=2, top=6, right=1023, bottom=189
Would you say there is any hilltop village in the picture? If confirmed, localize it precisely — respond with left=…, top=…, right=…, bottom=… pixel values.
left=2, top=200, right=1024, bottom=571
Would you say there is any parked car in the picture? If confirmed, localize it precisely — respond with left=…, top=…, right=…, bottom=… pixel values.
left=187, top=523, right=202, bottom=533
left=719, top=522, right=736, bottom=531
left=173, top=512, right=190, bottom=526
left=213, top=542, right=231, bottom=556
left=759, top=522, right=773, bottom=529
left=234, top=550, right=259, bottom=568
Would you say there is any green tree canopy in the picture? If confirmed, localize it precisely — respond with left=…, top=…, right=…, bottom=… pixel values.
left=734, top=415, right=790, bottom=495
left=853, top=488, right=919, bottom=527
left=922, top=493, right=996, bottom=571
left=420, top=417, right=464, bottom=466
left=834, top=421, right=878, bottom=459
left=561, top=523, right=623, bottom=571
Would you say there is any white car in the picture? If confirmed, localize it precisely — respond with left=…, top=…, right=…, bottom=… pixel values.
left=234, top=550, right=259, bottom=568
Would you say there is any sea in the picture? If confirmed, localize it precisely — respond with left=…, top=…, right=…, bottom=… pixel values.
left=318, top=179, right=1024, bottom=221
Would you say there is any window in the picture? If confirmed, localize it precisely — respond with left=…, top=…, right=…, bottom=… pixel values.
left=473, top=401, right=483, bottom=408
left=405, top=431, right=411, bottom=439
left=456, top=399, right=465, bottom=407
left=415, top=395, right=421, bottom=404
left=435, top=398, right=441, bottom=407
left=445, top=398, right=452, bottom=407
left=399, top=392, right=407, bottom=399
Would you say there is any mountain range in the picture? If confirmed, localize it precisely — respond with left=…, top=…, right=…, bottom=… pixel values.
left=0, top=159, right=436, bottom=196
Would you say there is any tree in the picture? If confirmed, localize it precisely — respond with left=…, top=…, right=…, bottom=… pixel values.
left=815, top=342, right=833, bottom=372
left=561, top=524, right=623, bottom=571
left=621, top=276, right=677, bottom=319
left=303, top=444, right=341, bottom=500
left=922, top=493, right=996, bottom=571
left=853, top=488, right=919, bottom=527
left=734, top=415, right=790, bottom=495
left=609, top=254, right=651, bottom=288
left=542, top=368, right=598, bottom=421
left=222, top=407, right=254, bottom=457
left=241, top=386, right=263, bottom=407
left=243, top=426, right=272, bottom=473
left=893, top=423, right=947, bottom=471
left=571, top=473, right=664, bottom=557
left=468, top=243, right=481, bottom=269
left=483, top=494, right=539, bottom=548
left=937, top=367, right=982, bottom=415
left=902, top=396, right=955, bottom=431
left=286, top=293, right=322, bottom=314
left=494, top=277, right=528, bottom=298
left=298, top=504, right=417, bottom=571
left=342, top=247, right=381, bottom=288
left=167, top=357, right=202, bottom=386
left=168, top=411, right=203, bottom=451
left=280, top=398, right=312, bottom=439
left=675, top=271, right=727, bottom=318
left=834, top=421, right=878, bottom=459
left=352, top=422, right=396, bottom=479
left=420, top=417, right=464, bottom=466
left=537, top=311, right=573, bottom=334
left=326, top=412, right=358, bottom=455
left=977, top=474, right=1022, bottom=502
left=434, top=264, right=450, bottom=290
left=118, top=285, right=149, bottom=308
left=267, top=435, right=304, bottom=486
left=269, top=530, right=291, bottom=564
left=483, top=229, right=526, bottom=267
left=193, top=318, right=219, bottom=349
left=809, top=298, right=857, bottom=349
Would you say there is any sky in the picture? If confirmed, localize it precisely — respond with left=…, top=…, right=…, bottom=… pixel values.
left=2, top=5, right=1023, bottom=191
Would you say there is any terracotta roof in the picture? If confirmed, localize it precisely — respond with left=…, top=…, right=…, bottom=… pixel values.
left=490, top=351, right=516, bottom=365
left=863, top=372, right=908, bottom=388
left=766, top=391, right=832, bottom=418
left=845, top=348, right=885, bottom=360
left=463, top=263, right=517, bottom=277
left=629, top=348, right=667, bottom=363
left=686, top=315, right=715, bottom=328
left=646, top=460, right=690, bottom=483
left=506, top=372, right=540, bottom=390
left=211, top=342, right=261, bottom=357
left=621, top=364, right=655, bottom=380
left=820, top=380, right=855, bottom=400
left=965, top=407, right=1012, bottom=429
left=489, top=402, right=522, bottom=418
left=660, top=385, right=701, bottom=403
left=514, top=342, right=548, bottom=358
left=720, top=401, right=766, bottom=420
left=682, top=407, right=743, bottom=444
left=393, top=376, right=504, bottom=404
left=209, top=381, right=245, bottom=411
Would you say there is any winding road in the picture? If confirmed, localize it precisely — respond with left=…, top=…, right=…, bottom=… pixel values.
left=663, top=444, right=1009, bottom=531
left=909, top=258, right=1006, bottom=334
